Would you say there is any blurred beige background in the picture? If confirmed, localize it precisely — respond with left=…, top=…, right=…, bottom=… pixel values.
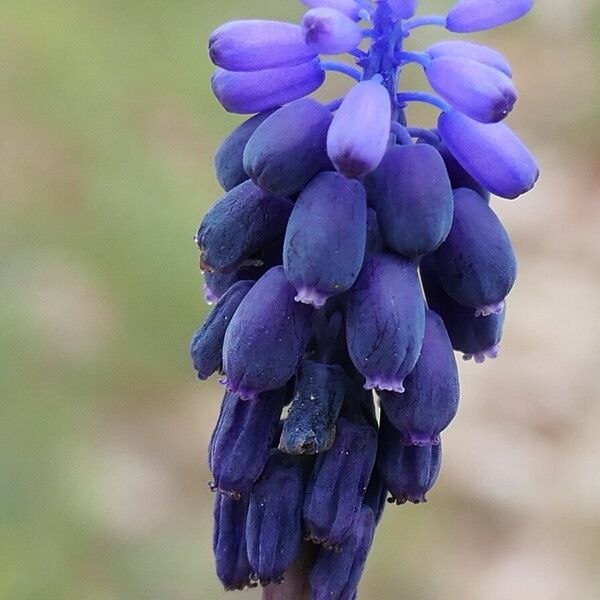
left=1, top=1, right=599, bottom=599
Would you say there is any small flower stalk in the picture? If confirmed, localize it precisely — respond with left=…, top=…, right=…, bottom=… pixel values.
left=192, top=0, right=538, bottom=596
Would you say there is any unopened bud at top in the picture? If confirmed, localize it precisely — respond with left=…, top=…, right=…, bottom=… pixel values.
left=302, top=8, right=363, bottom=54
left=446, top=0, right=534, bottom=33
left=209, top=20, right=316, bottom=71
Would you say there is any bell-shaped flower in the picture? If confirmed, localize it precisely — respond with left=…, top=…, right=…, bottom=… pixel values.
left=303, top=418, right=377, bottom=549
left=346, top=253, right=425, bottom=393
left=283, top=171, right=367, bottom=307
left=426, top=40, right=512, bottom=77
left=433, top=188, right=517, bottom=315
left=196, top=180, right=292, bottom=273
left=438, top=110, right=539, bottom=199
left=377, top=413, right=442, bottom=504
left=301, top=0, right=362, bottom=20
left=211, top=60, right=325, bottom=114
left=222, top=266, right=314, bottom=400
left=420, top=255, right=506, bottom=362
left=327, top=79, right=391, bottom=178
left=190, top=280, right=254, bottom=380
left=380, top=310, right=459, bottom=446
left=209, top=20, right=316, bottom=71
left=246, top=451, right=305, bottom=585
left=302, top=8, right=363, bottom=54
left=279, top=359, right=347, bottom=454
left=446, top=0, right=534, bottom=33
left=310, top=507, right=376, bottom=600
left=370, top=143, right=454, bottom=257
left=243, top=98, right=333, bottom=196
left=213, top=494, right=253, bottom=590
left=426, top=57, right=516, bottom=123
left=214, top=109, right=276, bottom=192
left=209, top=388, right=287, bottom=497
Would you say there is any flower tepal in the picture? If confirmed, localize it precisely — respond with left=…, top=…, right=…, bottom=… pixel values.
left=195, top=0, right=538, bottom=595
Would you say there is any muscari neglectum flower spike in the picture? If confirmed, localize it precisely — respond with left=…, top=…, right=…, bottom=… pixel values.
left=196, top=0, right=538, bottom=595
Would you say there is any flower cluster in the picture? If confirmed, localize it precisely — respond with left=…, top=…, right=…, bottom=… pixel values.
left=191, top=0, right=538, bottom=596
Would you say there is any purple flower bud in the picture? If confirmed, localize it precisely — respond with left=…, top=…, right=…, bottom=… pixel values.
left=214, top=109, right=277, bottom=192
left=327, top=80, right=392, bottom=178
left=243, top=98, right=333, bottom=196
left=303, top=418, right=377, bottom=549
left=377, top=414, right=442, bottom=504
left=426, top=41, right=512, bottom=77
left=209, top=388, right=286, bottom=497
left=426, top=57, right=516, bottom=123
left=279, top=360, right=347, bottom=454
left=190, top=280, right=254, bottom=380
left=365, top=207, right=384, bottom=253
left=209, top=20, right=316, bottom=72
left=213, top=494, right=253, bottom=590
left=420, top=255, right=506, bottom=362
left=196, top=181, right=292, bottom=273
left=432, top=188, right=517, bottom=314
left=222, top=266, right=314, bottom=400
left=302, top=8, right=363, bottom=55
left=387, top=0, right=417, bottom=19
left=438, top=110, right=539, bottom=199
left=380, top=311, right=459, bottom=446
left=446, top=0, right=534, bottom=33
left=283, top=171, right=367, bottom=307
left=211, top=60, right=325, bottom=114
left=310, top=506, right=376, bottom=600
left=346, top=253, right=425, bottom=393
left=370, top=144, right=454, bottom=257
left=301, top=0, right=361, bottom=21
left=246, top=451, right=305, bottom=585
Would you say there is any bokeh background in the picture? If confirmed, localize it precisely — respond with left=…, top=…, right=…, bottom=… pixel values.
left=2, top=1, right=599, bottom=598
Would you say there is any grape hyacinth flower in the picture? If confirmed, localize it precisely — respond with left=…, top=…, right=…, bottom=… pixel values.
left=192, top=0, right=538, bottom=596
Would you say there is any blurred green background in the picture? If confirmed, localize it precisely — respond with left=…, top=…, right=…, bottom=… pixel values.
left=2, top=1, right=599, bottom=599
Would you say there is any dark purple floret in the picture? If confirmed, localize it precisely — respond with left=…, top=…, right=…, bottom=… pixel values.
left=209, top=388, right=286, bottom=497
left=196, top=180, right=292, bottom=273
left=310, top=506, right=376, bottom=600
left=420, top=254, right=506, bottom=361
left=283, top=171, right=367, bottom=307
left=246, top=451, right=305, bottom=585
left=214, top=109, right=276, bottom=192
left=432, top=187, right=517, bottom=315
left=370, top=144, right=454, bottom=257
left=279, top=360, right=347, bottom=455
left=222, top=266, right=314, bottom=401
left=346, top=253, right=425, bottom=393
left=365, top=208, right=385, bottom=254
left=303, top=417, right=377, bottom=549
left=380, top=310, right=459, bottom=446
left=377, top=413, right=442, bottom=505
left=190, top=280, right=253, bottom=380
left=243, top=98, right=333, bottom=196
left=363, top=467, right=388, bottom=525
left=213, top=493, right=253, bottom=591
